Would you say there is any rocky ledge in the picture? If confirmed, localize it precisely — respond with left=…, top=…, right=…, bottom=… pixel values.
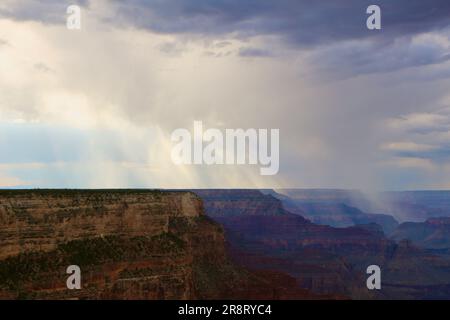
left=0, top=189, right=318, bottom=300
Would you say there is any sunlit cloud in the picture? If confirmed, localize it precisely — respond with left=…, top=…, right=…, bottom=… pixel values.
left=0, top=1, right=450, bottom=189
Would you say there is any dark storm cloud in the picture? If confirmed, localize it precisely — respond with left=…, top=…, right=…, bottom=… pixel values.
left=2, top=1, right=449, bottom=49
left=112, top=0, right=450, bottom=47
left=0, top=0, right=89, bottom=24
left=110, top=0, right=450, bottom=77
left=239, top=47, right=273, bottom=58
left=394, top=148, right=450, bottom=162
left=308, top=35, right=450, bottom=78
left=383, top=142, right=450, bottom=164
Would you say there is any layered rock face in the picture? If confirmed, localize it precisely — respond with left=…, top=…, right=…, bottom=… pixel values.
left=0, top=190, right=316, bottom=300
left=195, top=189, right=289, bottom=217
left=4, top=189, right=449, bottom=300
left=0, top=190, right=201, bottom=260
left=195, top=189, right=450, bottom=299
left=391, top=217, right=450, bottom=251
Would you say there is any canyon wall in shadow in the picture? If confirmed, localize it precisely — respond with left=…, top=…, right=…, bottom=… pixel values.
left=194, top=189, right=450, bottom=299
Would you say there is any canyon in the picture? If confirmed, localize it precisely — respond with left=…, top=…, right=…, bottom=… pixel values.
left=269, top=189, right=398, bottom=234
left=391, top=217, right=450, bottom=252
left=0, top=190, right=317, bottom=299
left=2, top=189, right=450, bottom=300
left=194, top=189, right=450, bottom=299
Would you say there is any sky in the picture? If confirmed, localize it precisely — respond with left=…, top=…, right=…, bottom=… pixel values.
left=0, top=0, right=450, bottom=190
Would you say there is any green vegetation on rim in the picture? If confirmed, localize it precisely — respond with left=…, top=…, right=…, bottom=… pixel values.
left=0, top=232, right=187, bottom=292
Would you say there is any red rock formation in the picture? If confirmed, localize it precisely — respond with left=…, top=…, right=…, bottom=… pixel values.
left=391, top=217, right=450, bottom=250
left=0, top=190, right=321, bottom=300
left=194, top=189, right=450, bottom=299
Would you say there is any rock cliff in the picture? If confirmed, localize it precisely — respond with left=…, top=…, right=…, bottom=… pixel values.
left=195, top=189, right=450, bottom=299
left=0, top=190, right=316, bottom=300
left=391, top=217, right=450, bottom=250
